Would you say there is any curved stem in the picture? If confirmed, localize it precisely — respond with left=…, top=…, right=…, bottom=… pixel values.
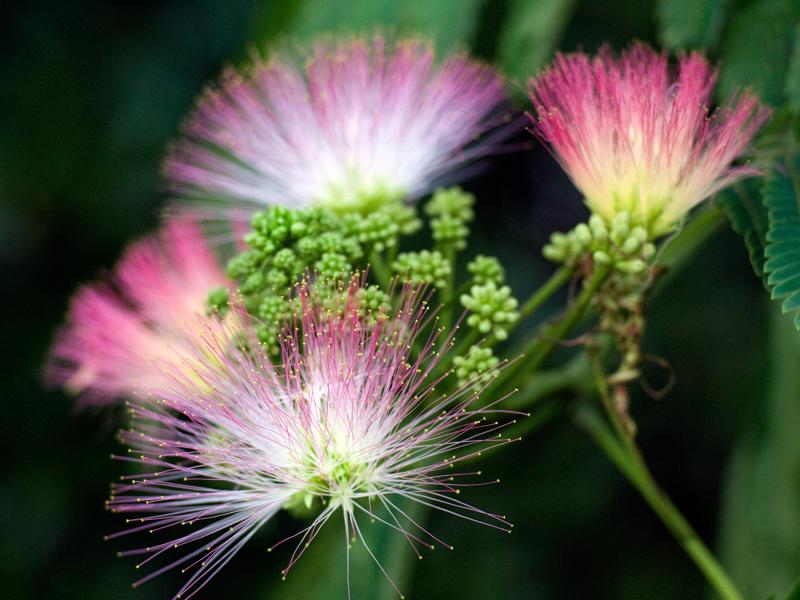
left=581, top=355, right=745, bottom=600
left=517, top=265, right=573, bottom=322
left=653, top=205, right=725, bottom=297
left=439, top=245, right=457, bottom=332
left=486, top=264, right=610, bottom=398
left=369, top=250, right=391, bottom=289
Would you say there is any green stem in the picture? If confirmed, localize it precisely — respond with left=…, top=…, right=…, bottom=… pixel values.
left=439, top=244, right=457, bottom=332
left=653, top=205, right=725, bottom=296
left=517, top=265, right=573, bottom=322
left=486, top=264, right=610, bottom=398
left=505, top=350, right=593, bottom=411
left=368, top=249, right=391, bottom=289
left=580, top=363, right=746, bottom=600
left=450, top=326, right=482, bottom=360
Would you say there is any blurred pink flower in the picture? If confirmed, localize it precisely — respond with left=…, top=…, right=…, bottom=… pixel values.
left=165, top=34, right=509, bottom=213
left=529, top=43, right=769, bottom=236
left=107, top=281, right=516, bottom=598
left=47, top=219, right=230, bottom=405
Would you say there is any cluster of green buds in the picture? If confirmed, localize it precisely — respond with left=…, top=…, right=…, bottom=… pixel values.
left=392, top=249, right=452, bottom=288
left=459, top=254, right=518, bottom=342
left=453, top=344, right=500, bottom=390
left=543, top=212, right=655, bottom=274
left=342, top=202, right=421, bottom=252
left=356, top=284, right=391, bottom=323
left=425, top=187, right=475, bottom=251
left=212, top=186, right=514, bottom=358
left=544, top=211, right=661, bottom=383
left=460, top=281, right=519, bottom=341
left=467, top=255, right=505, bottom=285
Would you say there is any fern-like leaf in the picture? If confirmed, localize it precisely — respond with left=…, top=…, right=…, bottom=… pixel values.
left=764, top=168, right=800, bottom=328
left=717, top=179, right=769, bottom=282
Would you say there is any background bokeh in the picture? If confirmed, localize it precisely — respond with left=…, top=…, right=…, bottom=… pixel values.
left=2, top=1, right=798, bottom=598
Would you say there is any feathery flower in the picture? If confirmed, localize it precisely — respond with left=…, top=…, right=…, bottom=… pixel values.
left=47, top=219, right=229, bottom=405
left=165, top=34, right=508, bottom=213
left=529, top=43, right=769, bottom=237
left=107, top=282, right=516, bottom=598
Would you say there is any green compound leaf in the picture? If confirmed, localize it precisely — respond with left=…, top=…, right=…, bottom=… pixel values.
left=785, top=24, right=800, bottom=111
left=716, top=179, right=769, bottom=283
left=718, top=307, right=800, bottom=599
left=284, top=0, right=486, bottom=51
left=763, top=167, right=800, bottom=328
left=496, top=0, right=577, bottom=84
left=656, top=0, right=725, bottom=50
left=786, top=575, right=800, bottom=600
left=717, top=0, right=798, bottom=106
left=263, top=501, right=427, bottom=600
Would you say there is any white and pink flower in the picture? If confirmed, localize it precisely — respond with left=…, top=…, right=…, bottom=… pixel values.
left=529, top=43, right=769, bottom=237
left=107, top=282, right=516, bottom=598
left=47, top=219, right=230, bottom=405
left=165, top=34, right=509, bottom=213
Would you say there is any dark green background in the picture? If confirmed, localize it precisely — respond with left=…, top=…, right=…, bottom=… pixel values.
left=2, top=1, right=797, bottom=598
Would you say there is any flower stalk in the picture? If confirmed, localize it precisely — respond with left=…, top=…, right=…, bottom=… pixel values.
left=581, top=352, right=745, bottom=600
left=486, top=263, right=611, bottom=398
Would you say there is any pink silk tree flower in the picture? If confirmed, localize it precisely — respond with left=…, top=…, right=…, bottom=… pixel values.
left=164, top=34, right=509, bottom=214
left=47, top=219, right=230, bottom=406
left=107, top=282, right=517, bottom=599
left=529, top=43, right=769, bottom=238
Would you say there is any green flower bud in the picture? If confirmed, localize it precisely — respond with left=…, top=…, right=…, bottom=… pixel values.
left=206, top=286, right=230, bottom=316
left=460, top=281, right=519, bottom=340
left=273, top=248, right=299, bottom=273
left=226, top=250, right=260, bottom=279
left=575, top=223, right=592, bottom=245
left=431, top=214, right=469, bottom=250
left=453, top=344, right=500, bottom=388
left=240, top=271, right=267, bottom=294
left=257, top=294, right=286, bottom=325
left=467, top=255, right=505, bottom=285
left=315, top=252, right=352, bottom=280
left=265, top=268, right=289, bottom=291
left=425, top=187, right=475, bottom=222
left=357, top=284, right=390, bottom=320
left=392, top=250, right=452, bottom=288
left=617, top=258, right=646, bottom=274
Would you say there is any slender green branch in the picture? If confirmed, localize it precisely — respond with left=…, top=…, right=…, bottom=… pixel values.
left=587, top=350, right=633, bottom=449
left=653, top=205, right=726, bottom=296
left=517, top=265, right=573, bottom=322
left=385, top=244, right=399, bottom=275
left=505, top=351, right=593, bottom=411
left=368, top=249, right=391, bottom=289
left=486, top=264, right=610, bottom=398
left=439, top=245, right=457, bottom=332
left=449, top=326, right=482, bottom=360
left=580, top=372, right=746, bottom=600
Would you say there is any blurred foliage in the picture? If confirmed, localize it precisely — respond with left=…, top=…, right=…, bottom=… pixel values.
left=718, top=307, right=800, bottom=599
left=655, top=0, right=800, bottom=597
left=497, top=0, right=577, bottom=84
left=2, top=0, right=800, bottom=599
left=717, top=0, right=798, bottom=106
left=251, top=0, right=486, bottom=51
left=656, top=0, right=725, bottom=50
left=764, top=166, right=800, bottom=329
left=717, top=180, right=769, bottom=283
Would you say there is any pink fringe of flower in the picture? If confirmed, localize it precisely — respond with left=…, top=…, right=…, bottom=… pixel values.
left=164, top=34, right=509, bottom=211
left=529, top=43, right=769, bottom=234
left=46, top=219, right=229, bottom=405
left=107, top=280, right=519, bottom=599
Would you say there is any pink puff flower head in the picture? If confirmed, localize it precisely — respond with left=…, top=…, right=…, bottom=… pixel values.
left=529, top=43, right=769, bottom=237
left=165, top=33, right=509, bottom=214
left=107, top=280, right=517, bottom=599
left=46, top=219, right=230, bottom=406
